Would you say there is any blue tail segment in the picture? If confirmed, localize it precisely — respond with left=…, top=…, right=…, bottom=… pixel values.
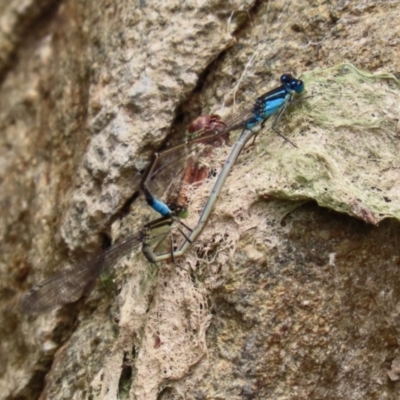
left=142, top=186, right=172, bottom=217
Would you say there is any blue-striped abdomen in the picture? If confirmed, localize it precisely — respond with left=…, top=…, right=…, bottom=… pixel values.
left=142, top=186, right=172, bottom=217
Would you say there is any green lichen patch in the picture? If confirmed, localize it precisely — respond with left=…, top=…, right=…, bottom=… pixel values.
left=251, top=64, right=400, bottom=224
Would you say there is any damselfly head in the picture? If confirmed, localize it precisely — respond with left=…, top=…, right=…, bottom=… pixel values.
left=167, top=203, right=189, bottom=219
left=280, top=74, right=304, bottom=94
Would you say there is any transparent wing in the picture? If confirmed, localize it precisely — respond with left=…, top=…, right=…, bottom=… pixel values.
left=20, top=232, right=146, bottom=314
left=141, top=105, right=257, bottom=209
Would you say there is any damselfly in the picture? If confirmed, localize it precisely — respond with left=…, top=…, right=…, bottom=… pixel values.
left=19, top=74, right=304, bottom=313
left=140, top=74, right=304, bottom=218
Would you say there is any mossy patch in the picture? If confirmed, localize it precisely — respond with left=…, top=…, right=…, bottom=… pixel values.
left=249, top=64, right=400, bottom=224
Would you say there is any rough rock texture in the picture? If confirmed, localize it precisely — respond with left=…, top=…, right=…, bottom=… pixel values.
left=1, top=0, right=400, bottom=399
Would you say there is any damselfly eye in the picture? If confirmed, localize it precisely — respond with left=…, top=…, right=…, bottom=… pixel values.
left=291, top=79, right=304, bottom=93
left=280, top=74, right=293, bottom=83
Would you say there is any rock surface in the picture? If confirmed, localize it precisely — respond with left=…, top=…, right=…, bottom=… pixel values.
left=1, top=0, right=400, bottom=399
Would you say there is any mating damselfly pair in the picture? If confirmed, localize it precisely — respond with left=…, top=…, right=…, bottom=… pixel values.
left=19, top=74, right=305, bottom=314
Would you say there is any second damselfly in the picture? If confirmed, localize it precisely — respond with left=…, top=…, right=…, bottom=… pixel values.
left=19, top=74, right=305, bottom=313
